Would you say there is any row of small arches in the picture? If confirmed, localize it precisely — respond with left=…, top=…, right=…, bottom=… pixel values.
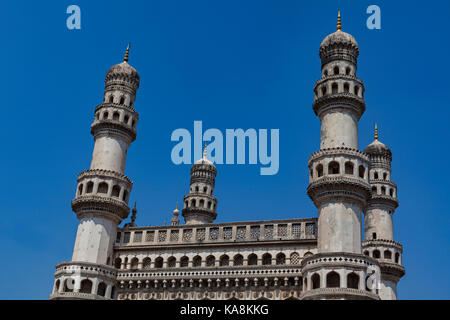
left=104, top=92, right=134, bottom=108
left=372, top=170, right=390, bottom=181
left=315, top=81, right=362, bottom=99
left=308, top=271, right=361, bottom=290
left=371, top=185, right=395, bottom=198
left=77, top=181, right=129, bottom=202
left=115, top=252, right=310, bottom=270
left=54, top=278, right=114, bottom=298
left=323, top=65, right=354, bottom=77
left=95, top=110, right=136, bottom=128
left=185, top=199, right=216, bottom=210
left=312, top=161, right=365, bottom=179
left=190, top=185, right=213, bottom=195
left=363, top=249, right=400, bottom=263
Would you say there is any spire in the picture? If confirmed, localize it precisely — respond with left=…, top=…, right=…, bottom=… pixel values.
left=131, top=202, right=137, bottom=224
left=203, top=142, right=207, bottom=159
left=123, top=43, right=130, bottom=63
left=171, top=202, right=180, bottom=226
left=337, top=10, right=342, bottom=30
left=374, top=123, right=379, bottom=140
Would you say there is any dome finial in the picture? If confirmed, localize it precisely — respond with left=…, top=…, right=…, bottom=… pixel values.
left=374, top=123, right=379, bottom=140
left=124, top=43, right=130, bottom=63
left=203, top=142, right=207, bottom=159
left=337, top=10, right=342, bottom=30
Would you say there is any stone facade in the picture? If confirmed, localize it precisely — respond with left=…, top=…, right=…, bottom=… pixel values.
left=50, top=14, right=405, bottom=301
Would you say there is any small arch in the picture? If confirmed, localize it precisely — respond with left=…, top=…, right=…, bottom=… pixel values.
left=180, top=256, right=189, bottom=267
left=142, top=257, right=151, bottom=270
left=208, top=201, right=212, bottom=209
left=354, top=85, right=360, bottom=95
left=233, top=254, right=243, bottom=266
left=109, top=95, right=114, bottom=103
left=359, top=165, right=365, bottom=178
left=103, top=111, right=109, bottom=120
left=290, top=252, right=300, bottom=264
left=78, top=184, right=83, bottom=196
left=206, top=255, right=215, bottom=267
left=384, top=250, right=392, bottom=260
left=122, top=190, right=128, bottom=202
left=219, top=255, right=229, bottom=267
left=372, top=232, right=377, bottom=240
left=326, top=271, right=340, bottom=288
left=86, top=181, right=93, bottom=193
left=119, top=96, right=125, bottom=105
left=312, top=273, right=320, bottom=289
left=324, top=69, right=328, bottom=76
left=195, top=186, right=199, bottom=192
left=97, top=282, right=107, bottom=297
left=333, top=66, right=339, bottom=75
left=316, top=164, right=323, bottom=177
left=130, top=257, right=138, bottom=270
left=372, top=186, right=377, bottom=194
left=167, top=256, right=176, bottom=268
left=193, top=255, right=202, bottom=267
left=276, top=253, right=286, bottom=265
left=199, top=199, right=205, bottom=208
left=328, top=161, right=340, bottom=174
left=332, top=82, right=338, bottom=94
left=262, top=253, right=272, bottom=265
left=124, top=115, right=130, bottom=124
left=395, top=252, right=400, bottom=263
left=191, top=199, right=196, bottom=207
left=248, top=254, right=258, bottom=266
left=321, top=86, right=327, bottom=95
left=383, top=172, right=388, bottom=180
left=389, top=188, right=394, bottom=197
left=54, top=279, right=60, bottom=293
left=154, top=257, right=163, bottom=268
left=381, top=186, right=387, bottom=195
left=343, top=82, right=350, bottom=93
left=347, top=272, right=359, bottom=289
left=363, top=250, right=369, bottom=256
left=80, top=279, right=93, bottom=294
left=373, top=250, right=380, bottom=259
left=345, top=67, right=351, bottom=75
left=203, top=186, right=207, bottom=193
left=97, top=182, right=108, bottom=194
left=63, top=278, right=74, bottom=292
left=374, top=172, right=379, bottom=179
left=113, top=112, right=120, bottom=121
left=112, top=185, right=120, bottom=198
left=345, top=161, right=354, bottom=175
left=114, top=257, right=122, bottom=269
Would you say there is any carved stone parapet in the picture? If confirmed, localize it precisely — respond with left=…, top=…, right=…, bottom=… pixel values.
left=300, top=287, right=379, bottom=300
left=71, top=195, right=130, bottom=221
left=91, top=120, right=137, bottom=142
left=308, top=147, right=369, bottom=165
left=314, top=75, right=364, bottom=91
left=301, top=252, right=379, bottom=274
left=77, top=169, right=132, bottom=188
left=313, top=93, right=365, bottom=119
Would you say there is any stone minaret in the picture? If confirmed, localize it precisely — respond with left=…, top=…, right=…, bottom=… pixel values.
left=363, top=125, right=405, bottom=300
left=50, top=45, right=140, bottom=300
left=182, top=144, right=218, bottom=224
left=301, top=13, right=378, bottom=300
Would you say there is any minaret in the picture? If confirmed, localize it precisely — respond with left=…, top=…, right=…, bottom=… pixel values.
left=301, top=13, right=378, bottom=300
left=363, top=125, right=405, bottom=300
left=50, top=45, right=140, bottom=300
left=182, top=143, right=218, bottom=224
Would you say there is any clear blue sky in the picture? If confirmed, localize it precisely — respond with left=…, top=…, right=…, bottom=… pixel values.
left=0, top=0, right=448, bottom=299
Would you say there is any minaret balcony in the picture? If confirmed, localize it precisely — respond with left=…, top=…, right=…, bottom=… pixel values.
left=71, top=195, right=130, bottom=221
left=362, top=239, right=403, bottom=267
left=313, top=93, right=365, bottom=119
left=91, top=119, right=137, bottom=142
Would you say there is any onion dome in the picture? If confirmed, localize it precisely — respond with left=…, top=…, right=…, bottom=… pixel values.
left=105, top=44, right=140, bottom=90
left=364, top=124, right=392, bottom=159
left=319, top=11, right=359, bottom=62
left=171, top=202, right=180, bottom=226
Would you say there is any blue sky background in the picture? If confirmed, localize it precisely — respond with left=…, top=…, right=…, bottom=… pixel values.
left=0, top=0, right=448, bottom=299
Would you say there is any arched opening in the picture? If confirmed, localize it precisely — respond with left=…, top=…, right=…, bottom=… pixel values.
left=390, top=189, right=394, bottom=197
left=374, top=172, right=379, bottom=179
left=112, top=185, right=120, bottom=198
left=383, top=172, right=388, bottom=180
left=103, top=111, right=109, bottom=119
left=372, top=232, right=377, bottom=240
left=63, top=278, right=74, bottom=292
left=328, top=161, right=340, bottom=174
left=316, top=164, right=323, bottom=177
left=276, top=253, right=286, bottom=265
left=312, top=273, right=320, bottom=289
left=85, top=181, right=93, bottom=194
left=381, top=186, right=386, bottom=195
left=219, top=255, right=229, bottom=267
left=193, top=256, right=202, bottom=267
left=114, top=258, right=122, bottom=269
left=290, top=252, right=300, bottom=265
left=345, top=161, right=354, bottom=174
left=143, top=257, right=151, bottom=270
left=97, top=282, right=107, bottom=297
left=208, top=201, right=212, bottom=209
left=167, top=256, right=176, bottom=268
left=154, top=257, right=163, bottom=268
left=195, top=186, right=199, bottom=192
left=124, top=115, right=129, bottom=124
left=373, top=250, right=381, bottom=259
left=326, top=271, right=340, bottom=288
left=384, top=250, right=392, bottom=260
left=234, top=254, right=243, bottom=266
left=324, top=69, right=328, bottom=76
left=191, top=199, right=196, bottom=207
left=354, top=85, right=360, bottom=95
left=132, top=119, right=136, bottom=127
left=248, top=254, right=258, bottom=266
left=109, top=95, right=114, bottom=103
left=359, top=165, right=365, bottom=178
left=110, top=286, right=116, bottom=299
left=80, top=279, right=93, bottom=294
left=119, top=96, right=125, bottom=105
left=321, top=86, right=327, bottom=95
left=54, top=279, right=60, bottom=293
left=97, top=182, right=108, bottom=194
left=199, top=199, right=205, bottom=208
left=345, top=67, right=351, bottom=75
left=180, top=256, right=189, bottom=267
left=347, top=273, right=359, bottom=289
left=395, top=252, right=400, bottom=263
left=333, top=66, right=339, bottom=75
left=344, top=82, right=350, bottom=93
left=203, top=186, right=207, bottom=193
left=363, top=250, right=369, bottom=256
left=122, top=190, right=128, bottom=202
left=206, top=255, right=215, bottom=267
left=113, top=112, right=120, bottom=121
left=372, top=186, right=377, bottom=194
left=130, top=257, right=138, bottom=270
left=332, top=83, right=338, bottom=94
left=78, top=184, right=83, bottom=196
left=262, top=253, right=272, bottom=265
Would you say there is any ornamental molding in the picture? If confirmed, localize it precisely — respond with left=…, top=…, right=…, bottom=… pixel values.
left=91, top=120, right=137, bottom=142
left=95, top=102, right=139, bottom=115
left=308, top=147, right=369, bottom=165
left=314, top=75, right=365, bottom=91
left=300, top=287, right=379, bottom=300
left=71, top=196, right=130, bottom=220
left=77, top=169, right=133, bottom=186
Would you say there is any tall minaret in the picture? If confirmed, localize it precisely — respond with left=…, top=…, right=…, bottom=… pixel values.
left=182, top=144, right=218, bottom=224
left=50, top=45, right=140, bottom=300
left=301, top=13, right=378, bottom=300
left=363, top=125, right=405, bottom=300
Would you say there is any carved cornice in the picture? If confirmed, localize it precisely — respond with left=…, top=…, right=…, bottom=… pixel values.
left=91, top=120, right=136, bottom=142
left=362, top=239, right=403, bottom=252
left=77, top=169, right=133, bottom=187
left=71, top=195, right=130, bottom=221
left=313, top=93, right=365, bottom=119
left=314, top=75, right=364, bottom=92
left=308, top=147, right=369, bottom=166
left=300, top=287, right=379, bottom=300
left=95, top=102, right=139, bottom=115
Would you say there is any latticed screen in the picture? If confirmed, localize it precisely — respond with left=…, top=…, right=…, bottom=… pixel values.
left=209, top=228, right=219, bottom=240
left=290, top=252, right=300, bottom=264
left=264, top=225, right=274, bottom=239
left=133, top=231, right=142, bottom=242
left=123, top=232, right=131, bottom=243
left=250, top=226, right=260, bottom=239
left=115, top=232, right=121, bottom=243
left=145, top=231, right=154, bottom=242
left=278, top=224, right=288, bottom=237
left=223, top=227, right=233, bottom=240
left=158, top=230, right=167, bottom=242
left=306, top=223, right=316, bottom=236
left=183, top=229, right=192, bottom=241
left=236, top=226, right=246, bottom=240
left=170, top=230, right=179, bottom=242
left=292, top=224, right=302, bottom=238
left=196, top=228, right=206, bottom=241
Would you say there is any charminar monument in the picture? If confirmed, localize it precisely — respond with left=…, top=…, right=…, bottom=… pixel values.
left=50, top=12, right=405, bottom=300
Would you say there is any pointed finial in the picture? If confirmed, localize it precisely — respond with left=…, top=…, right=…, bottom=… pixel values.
left=176, top=201, right=179, bottom=210
left=131, top=201, right=137, bottom=223
left=337, top=11, right=342, bottom=30
left=203, top=142, right=207, bottom=159
left=124, top=43, right=130, bottom=63
left=374, top=123, right=379, bottom=140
